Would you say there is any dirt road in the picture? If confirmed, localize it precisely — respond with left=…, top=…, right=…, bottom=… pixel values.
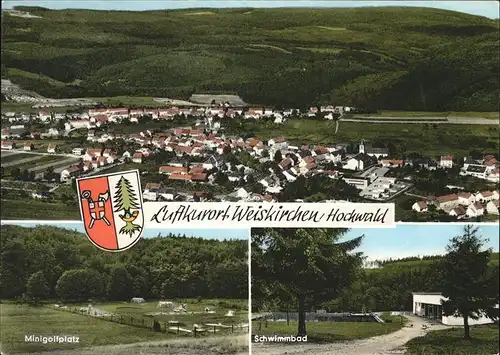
left=14, top=334, right=248, bottom=355
left=252, top=315, right=446, bottom=355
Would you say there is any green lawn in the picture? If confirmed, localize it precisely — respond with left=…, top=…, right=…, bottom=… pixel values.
left=405, top=325, right=500, bottom=355
left=0, top=199, right=80, bottom=220
left=0, top=302, right=166, bottom=354
left=252, top=314, right=405, bottom=342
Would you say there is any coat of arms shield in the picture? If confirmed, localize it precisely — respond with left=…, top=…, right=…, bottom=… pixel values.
left=76, top=170, right=144, bottom=252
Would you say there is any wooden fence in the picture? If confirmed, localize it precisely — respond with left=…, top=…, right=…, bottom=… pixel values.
left=47, top=305, right=249, bottom=336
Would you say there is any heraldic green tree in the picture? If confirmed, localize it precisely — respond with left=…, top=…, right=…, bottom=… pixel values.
left=252, top=228, right=364, bottom=337
left=440, top=224, right=499, bottom=340
left=114, top=176, right=142, bottom=237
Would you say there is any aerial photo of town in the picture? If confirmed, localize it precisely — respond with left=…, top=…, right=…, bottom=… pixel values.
left=1, top=3, right=499, bottom=222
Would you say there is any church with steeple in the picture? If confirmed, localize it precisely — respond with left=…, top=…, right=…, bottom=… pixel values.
left=358, top=139, right=389, bottom=159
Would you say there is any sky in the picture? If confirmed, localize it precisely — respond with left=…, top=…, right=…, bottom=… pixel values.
left=342, top=224, right=500, bottom=261
left=2, top=0, right=499, bottom=19
left=0, top=221, right=249, bottom=240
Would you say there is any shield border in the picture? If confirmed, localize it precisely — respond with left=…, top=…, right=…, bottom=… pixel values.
left=76, top=169, right=144, bottom=252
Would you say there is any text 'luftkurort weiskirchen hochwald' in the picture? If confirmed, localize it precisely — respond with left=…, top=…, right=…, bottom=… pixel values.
left=150, top=204, right=390, bottom=225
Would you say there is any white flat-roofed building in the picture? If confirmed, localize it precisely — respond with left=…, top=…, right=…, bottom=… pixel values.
left=412, top=292, right=498, bottom=326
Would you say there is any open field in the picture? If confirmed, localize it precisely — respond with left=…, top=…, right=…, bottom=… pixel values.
left=0, top=302, right=165, bottom=354
left=252, top=313, right=405, bottom=343
left=227, top=119, right=499, bottom=157
left=1, top=152, right=34, bottom=164
left=355, top=111, right=499, bottom=119
left=1, top=302, right=248, bottom=354
left=0, top=198, right=80, bottom=219
left=405, top=324, right=499, bottom=355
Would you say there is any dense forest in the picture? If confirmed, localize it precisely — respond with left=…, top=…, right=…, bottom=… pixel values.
left=0, top=225, right=248, bottom=302
left=2, top=6, right=499, bottom=110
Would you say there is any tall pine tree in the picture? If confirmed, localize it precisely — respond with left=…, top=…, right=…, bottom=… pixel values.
left=440, top=224, right=499, bottom=340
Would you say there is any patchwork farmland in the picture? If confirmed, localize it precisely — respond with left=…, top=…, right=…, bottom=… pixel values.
left=1, top=150, right=79, bottom=178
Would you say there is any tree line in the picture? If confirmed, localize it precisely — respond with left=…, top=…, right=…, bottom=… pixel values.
left=252, top=226, right=499, bottom=339
left=1, top=226, right=248, bottom=303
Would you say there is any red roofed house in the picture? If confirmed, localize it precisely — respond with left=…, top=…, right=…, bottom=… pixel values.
left=435, top=194, right=459, bottom=210
left=47, top=143, right=57, bottom=154
left=381, top=159, right=404, bottom=168
left=457, top=192, right=475, bottom=206
left=1, top=140, right=15, bottom=150
left=191, top=173, right=208, bottom=182
left=449, top=205, right=467, bottom=219
left=412, top=200, right=428, bottom=212
left=159, top=166, right=189, bottom=175
left=60, top=165, right=81, bottom=182
left=23, top=141, right=34, bottom=151
left=132, top=152, right=143, bottom=164
left=169, top=173, right=192, bottom=181
left=475, top=191, right=498, bottom=202
left=84, top=148, right=102, bottom=162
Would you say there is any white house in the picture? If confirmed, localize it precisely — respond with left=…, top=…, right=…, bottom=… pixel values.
left=412, top=200, right=428, bottom=212
left=435, top=194, right=460, bottom=211
left=72, top=148, right=84, bottom=156
left=440, top=155, right=453, bottom=169
left=486, top=200, right=499, bottom=215
left=412, top=292, right=498, bottom=326
left=476, top=191, right=498, bottom=203
left=60, top=166, right=80, bottom=182
left=343, top=154, right=375, bottom=171
left=236, top=188, right=249, bottom=199
left=47, top=144, right=57, bottom=154
left=466, top=202, right=484, bottom=218
left=457, top=192, right=475, bottom=206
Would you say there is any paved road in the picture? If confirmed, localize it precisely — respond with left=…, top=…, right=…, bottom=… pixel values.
left=344, top=116, right=499, bottom=125
left=12, top=334, right=249, bottom=355
left=252, top=315, right=446, bottom=355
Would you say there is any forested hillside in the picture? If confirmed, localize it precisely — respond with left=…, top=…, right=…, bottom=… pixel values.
left=262, top=252, right=499, bottom=313
left=2, top=6, right=498, bottom=110
left=0, top=225, right=248, bottom=301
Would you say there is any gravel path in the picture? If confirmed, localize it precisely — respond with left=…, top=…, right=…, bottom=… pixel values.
left=13, top=334, right=249, bottom=355
left=252, top=315, right=447, bottom=355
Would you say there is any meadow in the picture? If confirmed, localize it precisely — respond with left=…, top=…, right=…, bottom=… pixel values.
left=251, top=313, right=405, bottom=343
left=225, top=119, right=499, bottom=157
left=1, top=300, right=248, bottom=354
